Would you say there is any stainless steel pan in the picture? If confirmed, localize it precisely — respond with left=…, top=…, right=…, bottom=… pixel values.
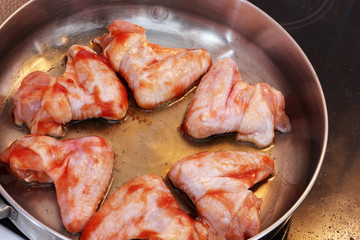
left=0, top=0, right=328, bottom=239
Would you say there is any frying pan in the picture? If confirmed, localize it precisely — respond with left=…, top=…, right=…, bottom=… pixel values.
left=0, top=0, right=328, bottom=239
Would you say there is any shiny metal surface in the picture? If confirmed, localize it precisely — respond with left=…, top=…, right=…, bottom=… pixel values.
left=0, top=0, right=327, bottom=239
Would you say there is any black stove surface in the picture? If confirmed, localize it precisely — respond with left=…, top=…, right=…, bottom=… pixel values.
left=250, top=0, right=360, bottom=239
left=1, top=0, right=360, bottom=239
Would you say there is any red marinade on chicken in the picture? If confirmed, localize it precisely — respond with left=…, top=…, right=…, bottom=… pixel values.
left=0, top=134, right=114, bottom=233
left=81, top=174, right=208, bottom=240
left=94, top=19, right=212, bottom=109
left=168, top=150, right=274, bottom=240
left=182, top=58, right=291, bottom=147
left=13, top=45, right=128, bottom=137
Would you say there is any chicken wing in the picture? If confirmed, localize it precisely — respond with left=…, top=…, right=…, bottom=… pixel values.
left=13, top=45, right=128, bottom=137
left=81, top=174, right=208, bottom=240
left=0, top=135, right=114, bottom=233
left=94, top=19, right=212, bottom=109
left=168, top=150, right=274, bottom=240
left=182, top=58, right=291, bottom=147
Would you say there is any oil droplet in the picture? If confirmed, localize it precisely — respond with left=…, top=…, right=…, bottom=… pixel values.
left=150, top=6, right=169, bottom=23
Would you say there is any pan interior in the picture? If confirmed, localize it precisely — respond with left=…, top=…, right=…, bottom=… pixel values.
left=0, top=2, right=320, bottom=239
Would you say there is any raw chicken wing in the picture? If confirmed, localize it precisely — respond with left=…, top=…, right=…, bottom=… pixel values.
left=0, top=135, right=114, bottom=233
left=183, top=58, right=291, bottom=147
left=13, top=45, right=128, bottom=137
left=81, top=174, right=208, bottom=240
left=94, top=19, right=212, bottom=109
left=168, top=151, right=274, bottom=240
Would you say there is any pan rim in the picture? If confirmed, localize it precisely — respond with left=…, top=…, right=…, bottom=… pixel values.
left=0, top=0, right=329, bottom=239
left=244, top=1, right=329, bottom=238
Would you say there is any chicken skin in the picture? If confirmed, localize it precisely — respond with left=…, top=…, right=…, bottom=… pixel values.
left=168, top=151, right=274, bottom=240
left=94, top=19, right=212, bottom=109
left=13, top=45, right=128, bottom=137
left=0, top=135, right=114, bottom=233
left=81, top=175, right=208, bottom=240
left=182, top=58, right=291, bottom=147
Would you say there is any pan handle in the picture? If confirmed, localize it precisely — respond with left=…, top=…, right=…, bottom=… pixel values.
left=0, top=197, right=17, bottom=221
left=0, top=196, right=59, bottom=240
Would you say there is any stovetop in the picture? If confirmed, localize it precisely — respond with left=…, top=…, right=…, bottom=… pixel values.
left=250, top=0, right=360, bottom=239
left=1, top=0, right=359, bottom=239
